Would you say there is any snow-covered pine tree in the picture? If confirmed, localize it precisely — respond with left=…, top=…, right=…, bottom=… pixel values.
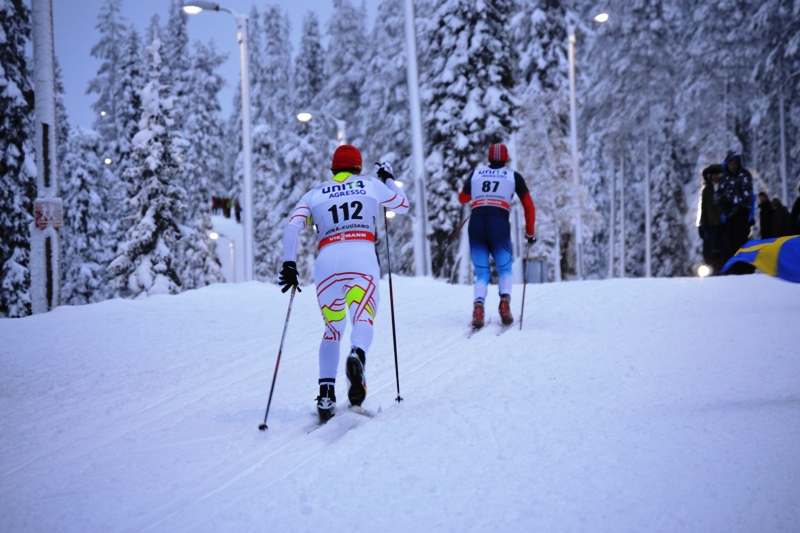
left=179, top=40, right=226, bottom=290
left=247, top=6, right=265, bottom=126
left=275, top=130, right=328, bottom=284
left=87, top=0, right=128, bottom=178
left=420, top=0, right=519, bottom=280
left=287, top=11, right=334, bottom=283
left=116, top=25, right=146, bottom=187
left=512, top=1, right=584, bottom=281
left=261, top=6, right=293, bottom=129
left=60, top=127, right=111, bottom=304
left=582, top=0, right=691, bottom=278
left=54, top=60, right=70, bottom=177
left=0, top=0, right=36, bottom=317
left=162, top=0, right=191, bottom=132
left=357, top=0, right=415, bottom=276
left=251, top=124, right=281, bottom=282
left=294, top=12, right=324, bottom=114
left=110, top=38, right=188, bottom=299
left=322, top=0, right=367, bottom=145
left=751, top=0, right=800, bottom=202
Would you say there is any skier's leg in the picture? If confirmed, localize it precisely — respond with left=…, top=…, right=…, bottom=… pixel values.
left=468, top=215, right=491, bottom=302
left=493, top=234, right=514, bottom=297
left=490, top=221, right=515, bottom=325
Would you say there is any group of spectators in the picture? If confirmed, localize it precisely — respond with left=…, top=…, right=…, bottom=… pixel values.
left=757, top=191, right=797, bottom=239
left=211, top=197, right=241, bottom=222
left=698, top=151, right=800, bottom=275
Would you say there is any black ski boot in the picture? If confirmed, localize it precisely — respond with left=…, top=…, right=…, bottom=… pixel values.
left=346, top=347, right=367, bottom=407
left=316, top=379, right=336, bottom=422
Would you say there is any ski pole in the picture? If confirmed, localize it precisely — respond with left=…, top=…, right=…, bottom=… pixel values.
left=259, top=285, right=297, bottom=431
left=519, top=243, right=531, bottom=331
left=384, top=208, right=403, bottom=403
left=444, top=215, right=470, bottom=249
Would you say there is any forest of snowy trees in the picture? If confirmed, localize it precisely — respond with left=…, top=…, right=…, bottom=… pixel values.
left=1, top=0, right=798, bottom=317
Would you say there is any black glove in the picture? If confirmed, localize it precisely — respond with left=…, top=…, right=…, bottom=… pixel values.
left=526, top=234, right=537, bottom=245
left=374, top=162, right=394, bottom=182
left=278, top=261, right=301, bottom=293
left=698, top=225, right=705, bottom=239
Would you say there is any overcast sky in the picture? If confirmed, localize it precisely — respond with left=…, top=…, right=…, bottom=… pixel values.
left=52, top=1, right=376, bottom=129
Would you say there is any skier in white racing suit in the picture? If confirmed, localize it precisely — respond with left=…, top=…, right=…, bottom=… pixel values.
left=279, top=144, right=409, bottom=421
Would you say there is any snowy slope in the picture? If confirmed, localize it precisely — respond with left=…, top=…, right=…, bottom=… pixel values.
left=1, top=275, right=799, bottom=532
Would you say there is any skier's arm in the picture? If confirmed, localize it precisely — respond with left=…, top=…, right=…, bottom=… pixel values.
left=458, top=171, right=475, bottom=204
left=283, top=197, right=311, bottom=263
left=375, top=175, right=410, bottom=214
left=515, top=172, right=536, bottom=236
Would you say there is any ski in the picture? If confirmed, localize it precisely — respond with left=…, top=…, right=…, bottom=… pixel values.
left=466, top=317, right=492, bottom=338
left=348, top=405, right=376, bottom=418
left=307, top=411, right=335, bottom=433
left=496, top=323, right=514, bottom=336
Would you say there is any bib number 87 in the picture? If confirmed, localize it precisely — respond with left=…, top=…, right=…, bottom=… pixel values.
left=328, top=201, right=363, bottom=224
left=482, top=181, right=499, bottom=192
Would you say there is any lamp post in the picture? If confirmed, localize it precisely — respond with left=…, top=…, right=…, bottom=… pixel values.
left=210, top=231, right=235, bottom=282
left=403, top=0, right=432, bottom=277
left=778, top=70, right=800, bottom=206
left=296, top=110, right=346, bottom=145
left=567, top=13, right=607, bottom=281
left=184, top=1, right=254, bottom=282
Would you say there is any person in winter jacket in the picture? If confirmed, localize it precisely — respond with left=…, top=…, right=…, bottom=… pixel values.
left=757, top=192, right=774, bottom=239
left=770, top=197, right=793, bottom=237
left=458, top=143, right=536, bottom=328
left=279, top=145, right=410, bottom=421
left=698, top=164, right=725, bottom=273
left=715, top=151, right=755, bottom=274
left=791, top=182, right=800, bottom=235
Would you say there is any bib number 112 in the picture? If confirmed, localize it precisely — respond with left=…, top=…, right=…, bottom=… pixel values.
left=328, top=201, right=363, bottom=224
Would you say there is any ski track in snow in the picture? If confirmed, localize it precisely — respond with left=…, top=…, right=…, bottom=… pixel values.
left=1, top=275, right=799, bottom=531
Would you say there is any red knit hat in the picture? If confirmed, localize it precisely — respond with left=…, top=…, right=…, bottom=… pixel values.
left=331, top=145, right=362, bottom=171
left=488, top=143, right=509, bottom=163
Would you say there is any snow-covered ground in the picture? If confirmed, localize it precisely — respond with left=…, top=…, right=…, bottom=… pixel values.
left=1, top=274, right=799, bottom=532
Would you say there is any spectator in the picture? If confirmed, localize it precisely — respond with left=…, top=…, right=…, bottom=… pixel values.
left=715, top=151, right=754, bottom=274
left=770, top=197, right=793, bottom=237
left=698, top=164, right=725, bottom=273
left=757, top=192, right=774, bottom=239
left=791, top=182, right=800, bottom=235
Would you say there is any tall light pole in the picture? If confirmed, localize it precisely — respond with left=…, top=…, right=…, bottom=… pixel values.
left=31, top=0, right=62, bottom=313
left=296, top=110, right=346, bottom=145
left=403, top=0, right=432, bottom=277
left=184, top=1, right=254, bottom=282
left=567, top=25, right=584, bottom=280
left=567, top=13, right=607, bottom=281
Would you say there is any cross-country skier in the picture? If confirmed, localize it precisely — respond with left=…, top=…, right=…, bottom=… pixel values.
left=279, top=145, right=410, bottom=421
left=458, top=143, right=536, bottom=328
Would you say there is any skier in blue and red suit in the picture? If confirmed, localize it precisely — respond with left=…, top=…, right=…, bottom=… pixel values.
left=458, top=143, right=536, bottom=328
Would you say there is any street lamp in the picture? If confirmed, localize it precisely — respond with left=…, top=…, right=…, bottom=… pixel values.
left=210, top=231, right=235, bottom=282
left=184, top=1, right=254, bottom=282
left=778, top=70, right=800, bottom=206
left=296, top=110, right=346, bottom=145
left=567, top=14, right=608, bottom=281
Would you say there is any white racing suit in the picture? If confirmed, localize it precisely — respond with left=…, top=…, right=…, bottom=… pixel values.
left=283, top=172, right=409, bottom=382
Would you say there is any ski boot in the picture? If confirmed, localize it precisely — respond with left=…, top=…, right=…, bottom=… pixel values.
left=346, top=347, right=367, bottom=407
left=316, top=379, right=336, bottom=422
left=472, top=300, right=485, bottom=329
left=499, top=294, right=514, bottom=326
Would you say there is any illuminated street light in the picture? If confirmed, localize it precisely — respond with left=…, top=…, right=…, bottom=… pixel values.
left=568, top=12, right=608, bottom=280
left=184, top=1, right=254, bottom=282
left=295, top=110, right=346, bottom=145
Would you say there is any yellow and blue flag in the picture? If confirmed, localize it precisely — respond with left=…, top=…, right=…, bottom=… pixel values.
left=721, top=235, right=800, bottom=282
